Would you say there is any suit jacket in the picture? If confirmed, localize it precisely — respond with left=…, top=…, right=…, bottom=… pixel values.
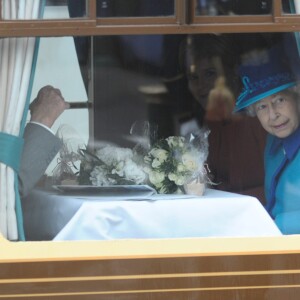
left=18, top=123, right=62, bottom=197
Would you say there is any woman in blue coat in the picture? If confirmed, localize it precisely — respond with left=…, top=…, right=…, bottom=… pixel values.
left=234, top=44, right=300, bottom=234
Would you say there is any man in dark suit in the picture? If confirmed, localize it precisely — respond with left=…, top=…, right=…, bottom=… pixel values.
left=18, top=85, right=69, bottom=197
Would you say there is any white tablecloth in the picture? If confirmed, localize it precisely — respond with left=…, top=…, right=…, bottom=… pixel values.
left=50, top=189, right=281, bottom=241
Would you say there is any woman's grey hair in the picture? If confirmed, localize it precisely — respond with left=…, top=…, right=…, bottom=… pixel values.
left=244, top=85, right=300, bottom=117
left=245, top=105, right=256, bottom=117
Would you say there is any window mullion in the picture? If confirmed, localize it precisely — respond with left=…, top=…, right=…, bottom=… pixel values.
left=273, top=0, right=283, bottom=20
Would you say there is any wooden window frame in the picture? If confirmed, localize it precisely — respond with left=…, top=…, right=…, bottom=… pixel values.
left=0, top=0, right=300, bottom=36
left=1, top=0, right=300, bottom=298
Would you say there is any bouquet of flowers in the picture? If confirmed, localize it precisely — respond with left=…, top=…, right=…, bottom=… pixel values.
left=143, top=132, right=209, bottom=194
left=55, top=122, right=210, bottom=196
left=78, top=145, right=146, bottom=186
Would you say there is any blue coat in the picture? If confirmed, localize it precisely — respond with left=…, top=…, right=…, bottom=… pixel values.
left=265, top=126, right=300, bottom=234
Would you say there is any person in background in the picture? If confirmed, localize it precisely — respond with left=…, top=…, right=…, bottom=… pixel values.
left=18, top=85, right=69, bottom=197
left=234, top=43, right=300, bottom=234
left=177, top=34, right=267, bottom=203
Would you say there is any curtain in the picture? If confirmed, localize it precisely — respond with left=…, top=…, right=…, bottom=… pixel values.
left=294, top=1, right=300, bottom=13
left=0, top=0, right=42, bottom=240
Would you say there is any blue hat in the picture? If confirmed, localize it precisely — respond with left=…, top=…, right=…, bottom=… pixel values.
left=234, top=45, right=297, bottom=112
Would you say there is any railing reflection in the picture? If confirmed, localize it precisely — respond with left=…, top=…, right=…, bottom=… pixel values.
left=195, top=0, right=272, bottom=16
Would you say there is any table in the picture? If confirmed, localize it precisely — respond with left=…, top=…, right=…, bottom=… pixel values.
left=22, top=187, right=282, bottom=241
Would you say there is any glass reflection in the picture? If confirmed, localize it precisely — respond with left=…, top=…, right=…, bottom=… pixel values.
left=96, top=0, right=175, bottom=17
left=196, top=0, right=272, bottom=16
left=27, top=31, right=298, bottom=204
left=282, top=0, right=300, bottom=14
left=90, top=33, right=287, bottom=207
left=1, top=0, right=87, bottom=20
left=18, top=32, right=300, bottom=241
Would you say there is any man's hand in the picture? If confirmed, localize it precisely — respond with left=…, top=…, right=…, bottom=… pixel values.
left=29, top=85, right=70, bottom=128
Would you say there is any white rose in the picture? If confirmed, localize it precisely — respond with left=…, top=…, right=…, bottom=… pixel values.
left=152, top=158, right=162, bottom=168
left=123, top=160, right=146, bottom=184
left=112, top=160, right=126, bottom=176
left=176, top=176, right=186, bottom=186
left=168, top=173, right=185, bottom=185
left=150, top=148, right=168, bottom=162
left=168, top=173, right=177, bottom=181
left=177, top=163, right=185, bottom=172
left=182, top=153, right=199, bottom=172
left=96, top=146, right=133, bottom=165
left=149, top=171, right=165, bottom=187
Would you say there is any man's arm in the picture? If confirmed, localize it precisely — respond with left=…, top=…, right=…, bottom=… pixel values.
left=18, top=86, right=69, bottom=197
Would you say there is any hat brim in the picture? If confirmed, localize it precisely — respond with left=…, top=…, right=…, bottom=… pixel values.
left=234, top=82, right=297, bottom=113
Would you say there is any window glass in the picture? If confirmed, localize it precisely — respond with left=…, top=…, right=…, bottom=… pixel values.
left=30, top=34, right=90, bottom=176
left=96, top=0, right=175, bottom=17
left=1, top=1, right=88, bottom=20
left=282, top=0, right=300, bottom=14
left=17, top=32, right=300, bottom=241
left=46, top=0, right=88, bottom=19
left=196, top=0, right=272, bottom=16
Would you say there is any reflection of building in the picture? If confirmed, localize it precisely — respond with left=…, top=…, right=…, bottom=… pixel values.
left=197, top=0, right=272, bottom=15
left=32, top=6, right=89, bottom=175
left=91, top=33, right=186, bottom=147
left=93, top=64, right=174, bottom=147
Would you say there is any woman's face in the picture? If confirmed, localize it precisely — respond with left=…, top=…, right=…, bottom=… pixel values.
left=187, top=57, right=219, bottom=109
left=254, top=91, right=300, bottom=138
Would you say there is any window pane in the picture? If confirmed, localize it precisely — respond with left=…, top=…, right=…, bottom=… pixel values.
left=96, top=0, right=175, bottom=17
left=45, top=0, right=88, bottom=19
left=29, top=34, right=90, bottom=179
left=282, top=0, right=300, bottom=14
left=18, top=32, right=299, bottom=241
left=196, top=0, right=272, bottom=16
left=1, top=1, right=88, bottom=20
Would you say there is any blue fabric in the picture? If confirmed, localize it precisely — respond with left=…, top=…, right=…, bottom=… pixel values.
left=0, top=132, right=24, bottom=172
left=265, top=126, right=300, bottom=234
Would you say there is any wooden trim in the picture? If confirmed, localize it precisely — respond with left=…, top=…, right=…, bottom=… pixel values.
left=2, top=237, right=300, bottom=298
left=87, top=0, right=97, bottom=20
left=273, top=16, right=300, bottom=23
left=1, top=22, right=300, bottom=38
left=176, top=0, right=187, bottom=25
left=273, top=0, right=282, bottom=19
left=189, top=0, right=197, bottom=24
left=0, top=1, right=300, bottom=37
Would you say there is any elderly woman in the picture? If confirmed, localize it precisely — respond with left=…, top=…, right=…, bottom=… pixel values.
left=234, top=44, right=300, bottom=234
